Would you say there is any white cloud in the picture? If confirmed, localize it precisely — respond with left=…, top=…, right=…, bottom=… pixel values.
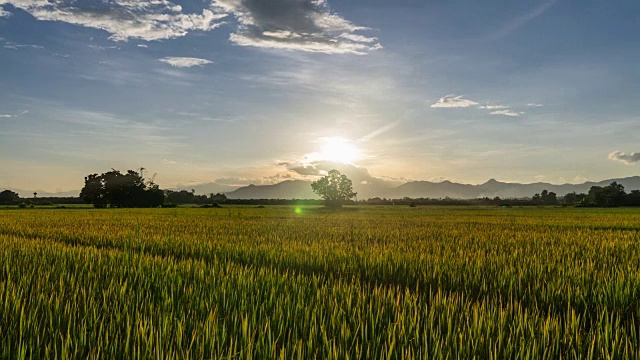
left=159, top=57, right=213, bottom=68
left=0, top=0, right=226, bottom=41
left=0, top=5, right=11, bottom=17
left=137, top=44, right=148, bottom=48
left=478, top=104, right=509, bottom=110
left=431, top=95, right=479, bottom=108
left=527, top=103, right=544, bottom=107
left=609, top=151, right=640, bottom=165
left=490, top=110, right=524, bottom=117
left=0, top=114, right=16, bottom=118
left=1, top=0, right=380, bottom=54
left=211, top=0, right=381, bottom=54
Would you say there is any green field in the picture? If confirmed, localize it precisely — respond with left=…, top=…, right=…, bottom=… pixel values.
left=1, top=206, right=640, bottom=359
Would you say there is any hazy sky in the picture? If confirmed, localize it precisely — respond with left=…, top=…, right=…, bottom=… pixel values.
left=1, top=0, right=639, bottom=192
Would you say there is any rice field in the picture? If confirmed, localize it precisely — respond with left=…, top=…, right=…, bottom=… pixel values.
left=1, top=206, right=640, bottom=359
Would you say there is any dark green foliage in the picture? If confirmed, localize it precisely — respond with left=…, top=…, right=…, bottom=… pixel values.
left=311, top=170, right=357, bottom=207
left=80, top=169, right=164, bottom=208
left=532, top=189, right=558, bottom=205
left=165, top=191, right=227, bottom=205
left=586, top=181, right=626, bottom=207
left=624, top=190, right=640, bottom=206
left=561, top=192, right=587, bottom=206
left=0, top=190, right=20, bottom=205
left=559, top=182, right=640, bottom=207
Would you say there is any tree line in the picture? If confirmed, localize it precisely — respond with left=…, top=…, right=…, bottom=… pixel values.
left=3, top=170, right=640, bottom=208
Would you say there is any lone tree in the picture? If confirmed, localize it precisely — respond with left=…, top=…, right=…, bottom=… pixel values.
left=80, top=169, right=164, bottom=208
left=311, top=170, right=357, bottom=208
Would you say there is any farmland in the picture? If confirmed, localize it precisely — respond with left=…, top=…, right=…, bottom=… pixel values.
left=1, top=206, right=640, bottom=359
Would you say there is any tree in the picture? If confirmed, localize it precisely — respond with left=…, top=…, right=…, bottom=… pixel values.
left=80, top=169, right=164, bottom=208
left=586, top=182, right=626, bottom=207
left=533, top=190, right=558, bottom=205
left=0, top=190, right=20, bottom=205
left=311, top=170, right=357, bottom=208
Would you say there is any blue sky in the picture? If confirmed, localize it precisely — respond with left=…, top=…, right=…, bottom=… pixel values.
left=1, top=0, right=639, bottom=193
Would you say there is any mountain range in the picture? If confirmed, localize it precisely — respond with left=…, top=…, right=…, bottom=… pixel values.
left=224, top=176, right=640, bottom=200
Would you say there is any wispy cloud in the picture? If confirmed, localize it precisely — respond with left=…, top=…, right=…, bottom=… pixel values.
left=491, top=1, right=557, bottom=40
left=159, top=57, right=213, bottom=68
left=0, top=0, right=226, bottom=41
left=478, top=104, right=509, bottom=110
left=490, top=110, right=524, bottom=117
left=431, top=95, right=478, bottom=108
left=527, top=103, right=544, bottom=107
left=3, top=41, right=43, bottom=49
left=609, top=151, right=640, bottom=165
left=0, top=5, right=10, bottom=17
left=0, top=114, right=16, bottom=118
left=360, top=121, right=400, bottom=142
left=211, top=0, right=381, bottom=54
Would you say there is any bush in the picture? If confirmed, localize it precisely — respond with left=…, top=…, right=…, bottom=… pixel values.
left=161, top=203, right=178, bottom=208
left=18, top=202, right=27, bottom=209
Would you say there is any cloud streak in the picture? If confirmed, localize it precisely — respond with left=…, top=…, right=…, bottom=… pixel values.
left=159, top=57, right=213, bottom=68
left=609, top=151, right=640, bottom=165
left=478, top=104, right=508, bottom=110
left=491, top=1, right=557, bottom=40
left=490, top=110, right=523, bottom=117
left=431, top=95, right=478, bottom=108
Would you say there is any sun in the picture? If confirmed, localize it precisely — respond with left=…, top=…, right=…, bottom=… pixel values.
left=310, top=137, right=361, bottom=164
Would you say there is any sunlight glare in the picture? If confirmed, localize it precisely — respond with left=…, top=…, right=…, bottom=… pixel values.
left=312, top=137, right=361, bottom=164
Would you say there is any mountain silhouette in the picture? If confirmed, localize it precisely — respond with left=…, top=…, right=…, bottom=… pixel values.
left=224, top=176, right=640, bottom=200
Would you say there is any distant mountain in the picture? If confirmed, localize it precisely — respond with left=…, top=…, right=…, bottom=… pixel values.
left=226, top=180, right=318, bottom=199
left=221, top=176, right=640, bottom=200
left=2, top=188, right=79, bottom=198
left=172, top=182, right=240, bottom=195
left=385, top=176, right=640, bottom=199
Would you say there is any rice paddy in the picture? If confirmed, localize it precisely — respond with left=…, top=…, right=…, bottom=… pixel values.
left=1, top=206, right=640, bottom=359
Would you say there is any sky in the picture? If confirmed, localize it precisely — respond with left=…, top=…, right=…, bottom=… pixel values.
left=1, top=0, right=639, bottom=193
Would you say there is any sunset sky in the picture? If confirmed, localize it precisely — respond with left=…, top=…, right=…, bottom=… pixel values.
left=1, top=0, right=639, bottom=193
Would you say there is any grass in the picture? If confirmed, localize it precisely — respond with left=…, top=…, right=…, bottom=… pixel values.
left=1, top=206, right=640, bottom=358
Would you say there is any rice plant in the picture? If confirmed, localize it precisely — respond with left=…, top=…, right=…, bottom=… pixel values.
left=1, top=206, right=640, bottom=358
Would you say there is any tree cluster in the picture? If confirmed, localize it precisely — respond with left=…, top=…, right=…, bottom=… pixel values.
left=561, top=182, right=640, bottom=207
left=80, top=169, right=164, bottom=208
left=165, top=190, right=227, bottom=205
left=532, top=190, right=558, bottom=205
left=0, top=190, right=20, bottom=205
